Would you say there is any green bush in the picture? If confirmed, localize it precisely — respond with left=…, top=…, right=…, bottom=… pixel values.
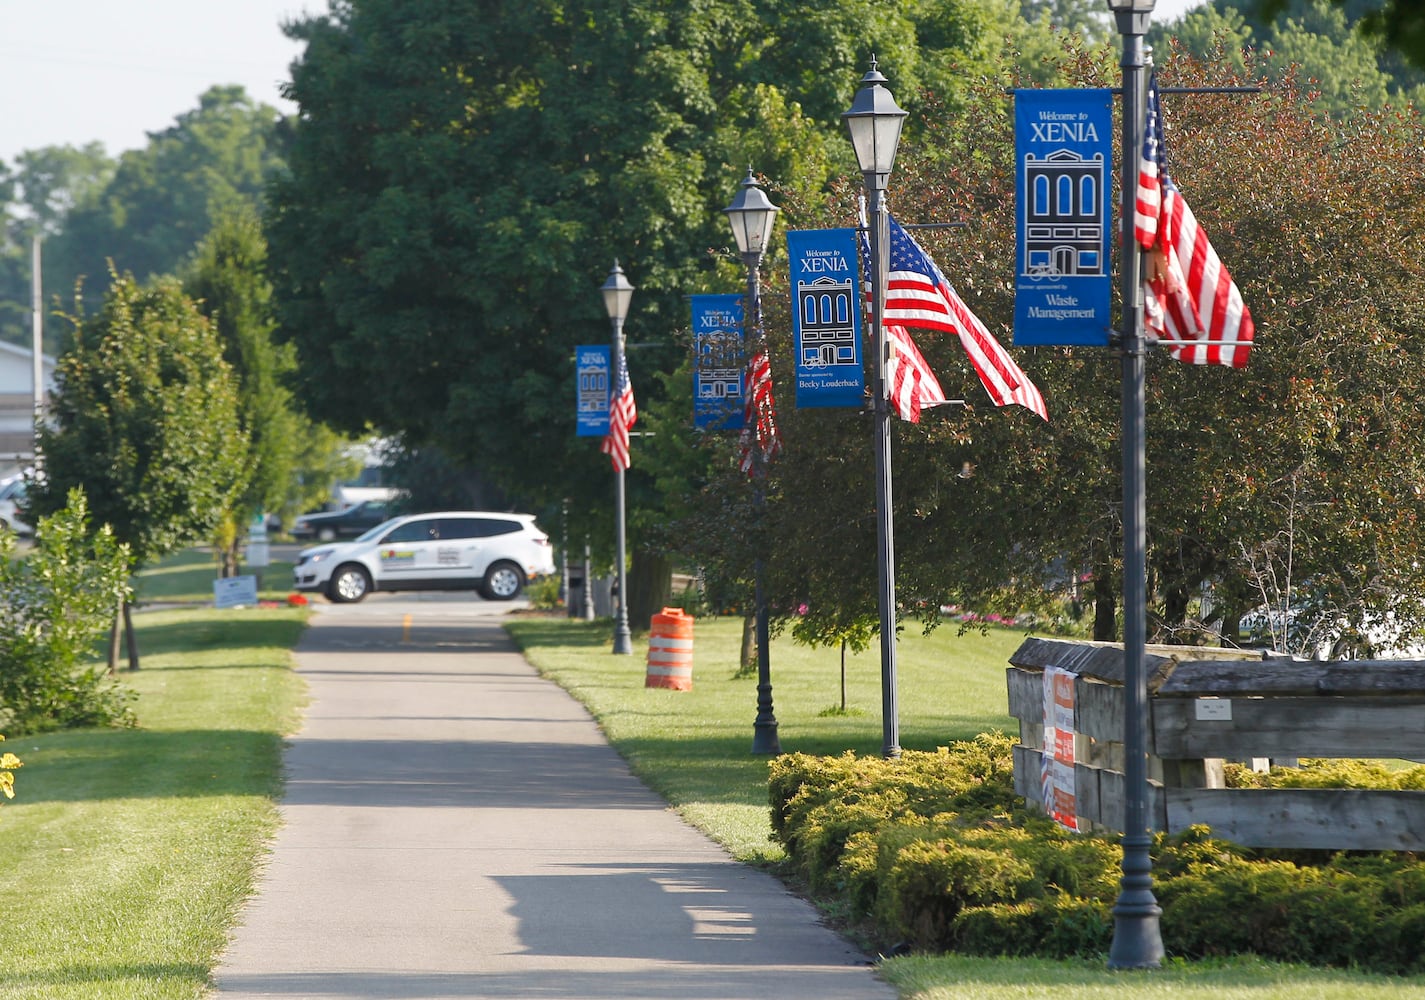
left=526, top=574, right=562, bottom=611
left=768, top=734, right=1425, bottom=972
left=951, top=895, right=1113, bottom=959
left=0, top=490, right=134, bottom=734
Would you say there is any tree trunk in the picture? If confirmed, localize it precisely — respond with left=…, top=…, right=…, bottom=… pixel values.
left=1093, top=563, right=1117, bottom=642
left=222, top=540, right=241, bottom=578
left=737, top=614, right=755, bottom=678
left=123, top=599, right=140, bottom=671
left=840, top=639, right=848, bottom=712
left=627, top=549, right=673, bottom=634
left=1162, top=585, right=1190, bottom=644
left=108, top=604, right=123, bottom=674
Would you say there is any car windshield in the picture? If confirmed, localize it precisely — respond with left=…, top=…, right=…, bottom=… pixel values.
left=354, top=518, right=403, bottom=543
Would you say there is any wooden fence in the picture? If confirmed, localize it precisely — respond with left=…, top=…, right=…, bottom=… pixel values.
left=1006, top=637, right=1425, bottom=850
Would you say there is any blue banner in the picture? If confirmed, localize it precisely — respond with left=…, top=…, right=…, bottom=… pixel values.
left=691, top=294, right=745, bottom=431
left=787, top=228, right=864, bottom=408
left=1013, top=88, right=1113, bottom=347
left=575, top=345, right=610, bottom=437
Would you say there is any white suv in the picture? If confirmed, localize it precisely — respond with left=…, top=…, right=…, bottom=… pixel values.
left=293, top=511, right=555, bottom=603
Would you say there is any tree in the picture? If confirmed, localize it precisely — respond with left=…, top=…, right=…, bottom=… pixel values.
left=184, top=210, right=302, bottom=575
left=38, top=87, right=285, bottom=351
left=1255, top=0, right=1425, bottom=73
left=1162, top=0, right=1425, bottom=116
left=0, top=490, right=132, bottom=733
left=267, top=0, right=1016, bottom=537
left=673, top=40, right=1425, bottom=658
left=0, top=142, right=115, bottom=349
left=27, top=271, right=248, bottom=669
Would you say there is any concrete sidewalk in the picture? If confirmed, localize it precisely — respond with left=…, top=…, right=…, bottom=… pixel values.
left=212, top=597, right=896, bottom=999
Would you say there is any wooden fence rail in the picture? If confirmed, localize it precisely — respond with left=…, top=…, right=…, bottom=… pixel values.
left=1006, top=637, right=1425, bottom=850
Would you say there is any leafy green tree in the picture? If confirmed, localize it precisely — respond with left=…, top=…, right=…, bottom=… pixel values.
left=0, top=489, right=133, bottom=734
left=1162, top=0, right=1425, bottom=115
left=40, top=86, right=285, bottom=347
left=1255, top=0, right=1425, bottom=72
left=676, top=40, right=1425, bottom=659
left=27, top=272, right=248, bottom=669
left=184, top=209, right=302, bottom=575
left=0, top=142, right=115, bottom=349
left=268, top=0, right=1012, bottom=533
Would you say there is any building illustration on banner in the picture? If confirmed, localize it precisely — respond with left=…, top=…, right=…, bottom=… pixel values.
left=796, top=275, right=857, bottom=368
left=578, top=366, right=608, bottom=419
left=1022, top=147, right=1105, bottom=280
left=694, top=322, right=742, bottom=402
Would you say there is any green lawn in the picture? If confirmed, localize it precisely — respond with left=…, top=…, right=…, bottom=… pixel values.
left=506, top=614, right=1425, bottom=1000
left=0, top=589, right=306, bottom=999
left=132, top=546, right=298, bottom=605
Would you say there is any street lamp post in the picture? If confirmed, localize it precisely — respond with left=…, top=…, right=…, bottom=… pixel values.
left=601, top=261, right=635, bottom=656
left=843, top=58, right=908, bottom=760
left=724, top=169, right=782, bottom=756
left=1106, top=0, right=1165, bottom=970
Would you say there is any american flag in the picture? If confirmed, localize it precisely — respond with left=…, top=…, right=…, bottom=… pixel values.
left=600, top=348, right=636, bottom=472
left=855, top=210, right=947, bottom=422
left=738, top=347, right=781, bottom=475
left=875, top=214, right=1048, bottom=420
left=1136, top=73, right=1254, bottom=368
left=886, top=324, right=947, bottom=423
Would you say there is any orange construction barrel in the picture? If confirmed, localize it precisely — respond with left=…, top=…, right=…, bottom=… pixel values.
left=645, top=607, right=694, bottom=691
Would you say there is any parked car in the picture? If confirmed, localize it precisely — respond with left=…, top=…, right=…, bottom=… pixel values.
left=0, top=474, right=32, bottom=537
left=292, top=511, right=555, bottom=603
left=289, top=500, right=395, bottom=542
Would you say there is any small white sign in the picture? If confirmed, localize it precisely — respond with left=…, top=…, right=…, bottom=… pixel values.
left=1195, top=698, right=1233, bottom=721
left=214, top=575, right=259, bottom=609
left=246, top=540, right=270, bottom=568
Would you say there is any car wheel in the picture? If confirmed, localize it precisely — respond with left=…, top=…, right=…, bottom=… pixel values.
left=482, top=561, right=525, bottom=601
left=318, top=526, right=337, bottom=542
left=327, top=564, right=372, bottom=603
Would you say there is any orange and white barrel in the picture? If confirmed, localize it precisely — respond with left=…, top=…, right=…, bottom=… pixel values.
left=645, top=607, right=693, bottom=691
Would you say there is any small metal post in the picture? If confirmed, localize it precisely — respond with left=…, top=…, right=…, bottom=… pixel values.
left=581, top=540, right=595, bottom=621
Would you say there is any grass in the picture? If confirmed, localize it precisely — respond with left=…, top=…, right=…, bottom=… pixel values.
left=880, top=955, right=1425, bottom=999
left=506, top=614, right=1425, bottom=999
left=0, top=594, right=307, bottom=1000
left=132, top=547, right=298, bottom=605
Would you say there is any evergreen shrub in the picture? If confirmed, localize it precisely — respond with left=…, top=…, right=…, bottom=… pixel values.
left=768, top=734, right=1425, bottom=972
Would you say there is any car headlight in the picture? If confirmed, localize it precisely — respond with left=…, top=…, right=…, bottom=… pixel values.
left=298, top=548, right=335, bottom=567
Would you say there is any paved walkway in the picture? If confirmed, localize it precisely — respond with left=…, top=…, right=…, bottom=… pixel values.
left=212, top=595, right=896, bottom=999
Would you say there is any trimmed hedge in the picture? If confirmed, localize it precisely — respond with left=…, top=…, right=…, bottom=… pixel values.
left=767, top=734, right=1425, bottom=971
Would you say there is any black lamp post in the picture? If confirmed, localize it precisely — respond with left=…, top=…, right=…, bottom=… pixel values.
left=843, top=58, right=908, bottom=760
left=1106, top=0, right=1165, bottom=970
left=724, top=169, right=782, bottom=756
left=601, top=261, right=635, bottom=656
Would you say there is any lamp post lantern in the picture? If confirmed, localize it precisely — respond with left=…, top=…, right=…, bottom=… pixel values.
left=1106, top=0, right=1165, bottom=970
left=843, top=58, right=907, bottom=759
left=601, top=260, right=635, bottom=656
left=724, top=169, right=782, bottom=756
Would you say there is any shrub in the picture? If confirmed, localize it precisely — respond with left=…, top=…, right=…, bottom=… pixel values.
left=526, top=574, right=561, bottom=611
left=951, top=895, right=1113, bottom=959
left=0, top=489, right=134, bottom=734
left=0, top=735, right=19, bottom=808
left=770, top=734, right=1425, bottom=971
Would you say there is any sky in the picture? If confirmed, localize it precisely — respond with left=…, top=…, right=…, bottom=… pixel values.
left=0, top=0, right=1205, bottom=167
